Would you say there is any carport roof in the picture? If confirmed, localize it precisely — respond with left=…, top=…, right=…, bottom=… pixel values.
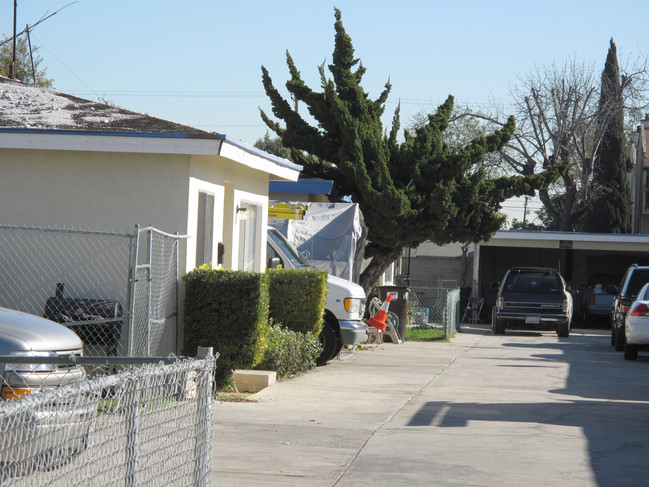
left=482, top=230, right=649, bottom=250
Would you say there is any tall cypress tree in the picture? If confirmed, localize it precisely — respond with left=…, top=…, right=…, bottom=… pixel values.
left=260, top=9, right=566, bottom=293
left=587, top=39, right=632, bottom=233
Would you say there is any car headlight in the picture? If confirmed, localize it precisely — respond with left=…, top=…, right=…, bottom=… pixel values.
left=344, top=297, right=365, bottom=316
left=6, top=351, right=58, bottom=373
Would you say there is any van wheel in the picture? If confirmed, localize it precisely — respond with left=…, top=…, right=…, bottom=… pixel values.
left=316, top=321, right=339, bottom=365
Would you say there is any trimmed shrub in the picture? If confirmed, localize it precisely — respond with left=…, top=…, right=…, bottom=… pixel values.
left=267, top=268, right=327, bottom=337
left=183, top=267, right=269, bottom=388
left=255, top=321, right=322, bottom=379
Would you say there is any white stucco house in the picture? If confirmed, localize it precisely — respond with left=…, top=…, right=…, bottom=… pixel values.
left=0, top=76, right=301, bottom=275
left=0, top=76, right=302, bottom=355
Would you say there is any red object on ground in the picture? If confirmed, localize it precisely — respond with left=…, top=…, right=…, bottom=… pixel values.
left=367, top=293, right=394, bottom=332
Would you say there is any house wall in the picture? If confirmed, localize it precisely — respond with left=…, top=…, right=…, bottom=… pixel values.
left=0, top=148, right=273, bottom=276
left=402, top=255, right=467, bottom=288
left=0, top=148, right=190, bottom=234
left=187, top=155, right=270, bottom=274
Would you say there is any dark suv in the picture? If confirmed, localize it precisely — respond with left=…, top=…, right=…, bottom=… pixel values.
left=492, top=267, right=573, bottom=337
left=610, top=264, right=649, bottom=351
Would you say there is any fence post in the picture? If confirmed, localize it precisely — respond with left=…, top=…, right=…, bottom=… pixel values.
left=125, top=375, right=140, bottom=487
left=145, top=228, right=153, bottom=356
left=127, top=224, right=141, bottom=356
left=195, top=346, right=214, bottom=487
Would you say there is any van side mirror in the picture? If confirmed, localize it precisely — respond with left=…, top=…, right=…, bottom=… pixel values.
left=620, top=297, right=633, bottom=308
left=300, top=250, right=311, bottom=261
left=605, top=285, right=618, bottom=295
left=268, top=257, right=281, bottom=269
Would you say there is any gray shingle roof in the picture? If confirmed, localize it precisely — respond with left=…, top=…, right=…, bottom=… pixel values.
left=0, top=76, right=215, bottom=136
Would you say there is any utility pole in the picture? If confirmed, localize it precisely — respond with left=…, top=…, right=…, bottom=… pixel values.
left=523, top=196, right=529, bottom=225
left=10, top=0, right=17, bottom=79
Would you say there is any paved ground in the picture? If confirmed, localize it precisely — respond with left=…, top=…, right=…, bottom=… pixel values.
left=210, top=325, right=649, bottom=486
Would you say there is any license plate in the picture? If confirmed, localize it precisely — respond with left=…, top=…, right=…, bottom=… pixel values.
left=525, top=316, right=540, bottom=324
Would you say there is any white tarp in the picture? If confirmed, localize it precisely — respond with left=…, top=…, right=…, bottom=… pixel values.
left=269, top=203, right=367, bottom=282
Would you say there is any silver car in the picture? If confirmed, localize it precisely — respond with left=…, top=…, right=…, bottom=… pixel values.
left=0, top=307, right=95, bottom=476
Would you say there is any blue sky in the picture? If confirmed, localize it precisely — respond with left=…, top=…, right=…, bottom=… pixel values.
left=2, top=1, right=648, bottom=219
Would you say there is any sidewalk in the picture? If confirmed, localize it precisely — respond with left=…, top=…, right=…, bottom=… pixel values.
left=210, top=325, right=489, bottom=486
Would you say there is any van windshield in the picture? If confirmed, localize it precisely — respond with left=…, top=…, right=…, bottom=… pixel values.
left=268, top=229, right=310, bottom=269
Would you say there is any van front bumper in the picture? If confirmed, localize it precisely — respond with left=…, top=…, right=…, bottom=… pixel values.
left=339, top=320, right=369, bottom=345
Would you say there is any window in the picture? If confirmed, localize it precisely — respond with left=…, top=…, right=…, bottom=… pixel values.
left=238, top=203, right=258, bottom=272
left=196, top=191, right=214, bottom=267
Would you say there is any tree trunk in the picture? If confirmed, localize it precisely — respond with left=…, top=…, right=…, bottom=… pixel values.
left=359, top=246, right=404, bottom=296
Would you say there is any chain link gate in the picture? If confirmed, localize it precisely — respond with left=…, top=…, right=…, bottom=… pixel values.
left=0, top=224, right=187, bottom=357
left=128, top=226, right=188, bottom=356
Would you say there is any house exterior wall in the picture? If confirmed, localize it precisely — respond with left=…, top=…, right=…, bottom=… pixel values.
left=0, top=148, right=273, bottom=276
left=0, top=148, right=190, bottom=233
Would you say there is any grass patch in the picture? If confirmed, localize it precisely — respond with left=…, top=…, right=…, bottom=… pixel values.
left=405, top=326, right=447, bottom=342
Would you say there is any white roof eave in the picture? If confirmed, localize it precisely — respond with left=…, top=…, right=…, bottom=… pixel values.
left=0, top=131, right=303, bottom=181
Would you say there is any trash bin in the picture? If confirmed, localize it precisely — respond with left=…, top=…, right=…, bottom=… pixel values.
left=379, top=286, right=409, bottom=342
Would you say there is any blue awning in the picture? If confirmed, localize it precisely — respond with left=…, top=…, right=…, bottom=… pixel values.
left=269, top=178, right=336, bottom=195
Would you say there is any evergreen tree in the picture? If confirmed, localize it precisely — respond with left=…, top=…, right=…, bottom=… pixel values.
left=254, top=132, right=293, bottom=161
left=0, top=35, right=53, bottom=87
left=260, top=9, right=566, bottom=293
left=586, top=39, right=632, bottom=233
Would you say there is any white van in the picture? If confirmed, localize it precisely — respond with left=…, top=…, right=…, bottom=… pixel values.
left=267, top=228, right=369, bottom=364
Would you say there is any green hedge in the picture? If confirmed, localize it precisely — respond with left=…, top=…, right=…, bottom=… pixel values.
left=255, top=322, right=321, bottom=380
left=267, top=268, right=328, bottom=337
left=183, top=267, right=269, bottom=387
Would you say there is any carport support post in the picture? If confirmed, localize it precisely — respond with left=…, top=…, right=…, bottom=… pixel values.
left=195, top=346, right=214, bottom=487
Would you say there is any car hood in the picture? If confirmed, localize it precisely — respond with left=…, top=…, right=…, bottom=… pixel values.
left=0, top=307, right=83, bottom=352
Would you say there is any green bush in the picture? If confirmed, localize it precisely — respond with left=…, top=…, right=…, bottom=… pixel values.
left=267, top=268, right=327, bottom=337
left=183, top=267, right=269, bottom=388
left=255, top=321, right=322, bottom=379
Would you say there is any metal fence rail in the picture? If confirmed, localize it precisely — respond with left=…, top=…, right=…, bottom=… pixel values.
left=409, top=287, right=461, bottom=338
left=0, top=224, right=186, bottom=357
left=0, top=350, right=215, bottom=487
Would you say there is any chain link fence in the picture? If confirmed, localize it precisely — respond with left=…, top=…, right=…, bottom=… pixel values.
left=0, top=349, right=215, bottom=487
left=0, top=224, right=186, bottom=357
left=408, top=287, right=461, bottom=338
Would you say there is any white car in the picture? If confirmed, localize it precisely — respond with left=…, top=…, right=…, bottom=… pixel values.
left=623, top=282, right=649, bottom=360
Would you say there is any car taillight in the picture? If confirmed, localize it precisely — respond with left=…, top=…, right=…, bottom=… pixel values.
left=629, top=303, right=649, bottom=317
left=563, top=299, right=569, bottom=313
left=588, top=294, right=596, bottom=305
left=497, top=297, right=504, bottom=309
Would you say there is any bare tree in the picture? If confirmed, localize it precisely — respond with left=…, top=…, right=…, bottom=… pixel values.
left=453, top=52, right=649, bottom=231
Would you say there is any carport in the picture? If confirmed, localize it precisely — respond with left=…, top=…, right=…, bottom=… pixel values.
left=473, top=230, right=649, bottom=321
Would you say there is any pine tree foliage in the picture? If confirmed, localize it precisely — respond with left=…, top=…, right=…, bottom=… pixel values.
left=260, top=9, right=565, bottom=292
left=0, top=35, right=52, bottom=87
left=587, top=39, right=632, bottom=233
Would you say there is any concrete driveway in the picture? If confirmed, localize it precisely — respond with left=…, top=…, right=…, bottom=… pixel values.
left=211, top=326, right=649, bottom=486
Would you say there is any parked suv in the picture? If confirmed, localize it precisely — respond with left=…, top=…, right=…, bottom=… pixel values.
left=492, top=267, right=573, bottom=337
left=610, top=264, right=649, bottom=351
